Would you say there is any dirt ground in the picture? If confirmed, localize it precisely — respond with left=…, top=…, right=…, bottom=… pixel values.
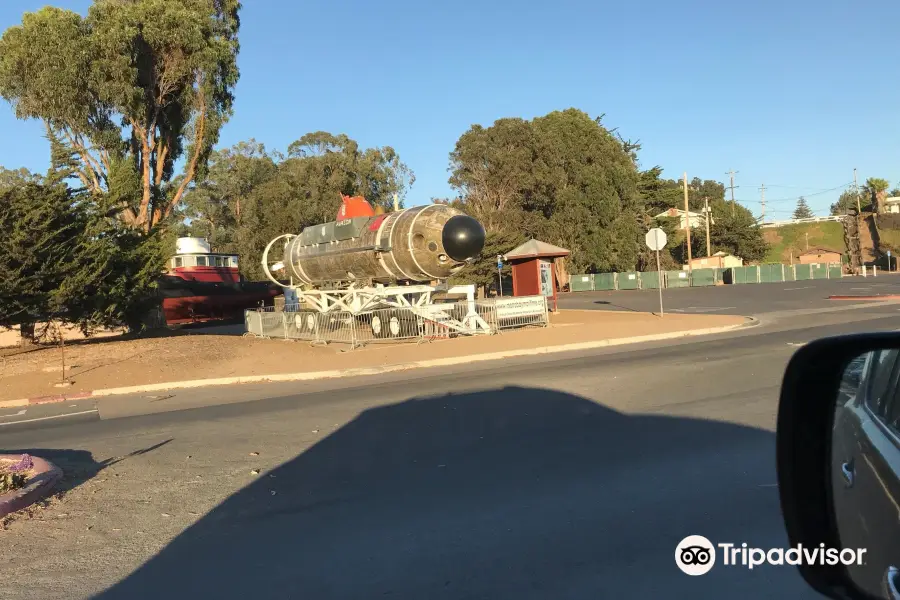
left=0, top=323, right=125, bottom=349
left=0, top=310, right=745, bottom=401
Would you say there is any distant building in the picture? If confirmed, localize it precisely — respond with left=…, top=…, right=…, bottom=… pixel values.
left=686, top=251, right=742, bottom=270
left=654, top=208, right=711, bottom=230
left=884, top=197, right=900, bottom=214
left=798, top=248, right=843, bottom=264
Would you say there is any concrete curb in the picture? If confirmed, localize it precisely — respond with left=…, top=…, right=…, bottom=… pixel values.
left=0, top=456, right=63, bottom=519
left=829, top=295, right=900, bottom=301
left=0, top=317, right=757, bottom=407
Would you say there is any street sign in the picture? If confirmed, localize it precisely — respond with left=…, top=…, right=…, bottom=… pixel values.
left=646, top=228, right=668, bottom=251
left=645, top=228, right=667, bottom=318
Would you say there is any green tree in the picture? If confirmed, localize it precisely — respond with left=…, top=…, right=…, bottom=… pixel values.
left=793, top=197, right=814, bottom=219
left=0, top=178, right=82, bottom=342
left=0, top=175, right=169, bottom=340
left=636, top=167, right=737, bottom=267
left=865, top=178, right=891, bottom=213
left=704, top=200, right=768, bottom=262
left=448, top=109, right=642, bottom=274
left=831, top=190, right=861, bottom=215
left=183, top=133, right=415, bottom=280
left=0, top=0, right=241, bottom=232
left=637, top=170, right=725, bottom=215
left=178, top=139, right=279, bottom=252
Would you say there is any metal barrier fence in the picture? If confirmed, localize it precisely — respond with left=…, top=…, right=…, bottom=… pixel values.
left=568, top=262, right=844, bottom=292
left=244, top=296, right=549, bottom=346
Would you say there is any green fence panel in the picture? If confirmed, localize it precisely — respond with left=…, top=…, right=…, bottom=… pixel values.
left=592, top=273, right=617, bottom=291
left=666, top=270, right=691, bottom=288
left=618, top=271, right=640, bottom=290
left=794, top=264, right=812, bottom=280
left=811, top=264, right=828, bottom=280
left=759, top=264, right=785, bottom=283
left=691, top=268, right=717, bottom=287
left=640, top=271, right=662, bottom=289
left=570, top=274, right=593, bottom=292
left=784, top=265, right=796, bottom=281
left=729, top=266, right=753, bottom=284
left=827, top=263, right=843, bottom=279
left=743, top=266, right=760, bottom=283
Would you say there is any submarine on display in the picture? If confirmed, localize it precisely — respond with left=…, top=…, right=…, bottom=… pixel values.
left=261, top=195, right=493, bottom=337
left=263, top=195, right=486, bottom=289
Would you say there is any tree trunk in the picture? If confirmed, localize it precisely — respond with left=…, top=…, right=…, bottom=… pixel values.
left=19, top=323, right=35, bottom=346
left=876, top=190, right=888, bottom=214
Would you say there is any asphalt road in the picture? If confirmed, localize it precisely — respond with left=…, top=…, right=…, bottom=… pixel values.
left=4, top=303, right=899, bottom=599
left=558, top=275, right=900, bottom=315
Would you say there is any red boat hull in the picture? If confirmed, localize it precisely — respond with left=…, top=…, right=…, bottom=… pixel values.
left=161, top=292, right=279, bottom=325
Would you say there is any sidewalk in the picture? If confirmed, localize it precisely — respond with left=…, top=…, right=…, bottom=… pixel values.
left=0, top=310, right=748, bottom=403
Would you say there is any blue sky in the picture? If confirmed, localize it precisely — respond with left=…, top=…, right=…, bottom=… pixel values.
left=0, top=0, right=897, bottom=219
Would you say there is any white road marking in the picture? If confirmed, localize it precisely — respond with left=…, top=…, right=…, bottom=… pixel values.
left=784, top=286, right=814, bottom=290
left=787, top=342, right=806, bottom=347
left=0, top=408, right=27, bottom=418
left=0, top=409, right=98, bottom=427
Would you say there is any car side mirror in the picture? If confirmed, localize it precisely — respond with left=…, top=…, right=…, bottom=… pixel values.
left=778, top=333, right=900, bottom=600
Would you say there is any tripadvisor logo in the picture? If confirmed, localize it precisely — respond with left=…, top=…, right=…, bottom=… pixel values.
left=676, top=535, right=716, bottom=576
left=675, top=535, right=867, bottom=575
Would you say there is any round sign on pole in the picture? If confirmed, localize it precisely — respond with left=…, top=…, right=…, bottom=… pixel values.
left=646, top=228, right=668, bottom=251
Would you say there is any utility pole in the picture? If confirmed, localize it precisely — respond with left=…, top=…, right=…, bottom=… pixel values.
left=704, top=196, right=711, bottom=257
left=726, top=170, right=739, bottom=216
left=759, top=183, right=767, bottom=223
left=854, top=168, right=861, bottom=213
left=684, top=172, right=692, bottom=271
left=805, top=232, right=809, bottom=251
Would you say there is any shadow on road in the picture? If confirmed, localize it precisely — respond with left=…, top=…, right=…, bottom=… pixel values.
left=90, top=388, right=790, bottom=600
left=4, top=439, right=173, bottom=498
left=593, top=300, right=640, bottom=312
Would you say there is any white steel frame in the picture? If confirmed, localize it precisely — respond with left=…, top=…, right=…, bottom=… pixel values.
left=261, top=234, right=491, bottom=335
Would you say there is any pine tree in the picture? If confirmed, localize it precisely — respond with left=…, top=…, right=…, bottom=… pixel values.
left=793, top=197, right=814, bottom=220
left=0, top=172, right=169, bottom=343
left=0, top=179, right=85, bottom=343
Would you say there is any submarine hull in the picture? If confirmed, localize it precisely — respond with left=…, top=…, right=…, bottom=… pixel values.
left=282, top=204, right=484, bottom=285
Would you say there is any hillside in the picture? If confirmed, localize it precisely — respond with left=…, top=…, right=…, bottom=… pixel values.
left=762, top=222, right=848, bottom=263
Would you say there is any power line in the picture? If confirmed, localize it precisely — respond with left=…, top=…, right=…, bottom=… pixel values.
left=756, top=183, right=849, bottom=191
left=733, top=182, right=853, bottom=204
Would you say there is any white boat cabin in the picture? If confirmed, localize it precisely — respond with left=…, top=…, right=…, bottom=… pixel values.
left=170, top=237, right=239, bottom=269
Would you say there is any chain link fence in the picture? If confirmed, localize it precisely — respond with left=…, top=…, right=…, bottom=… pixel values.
left=244, top=296, right=549, bottom=347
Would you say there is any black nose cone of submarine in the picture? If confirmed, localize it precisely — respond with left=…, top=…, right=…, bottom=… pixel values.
left=442, top=215, right=486, bottom=262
